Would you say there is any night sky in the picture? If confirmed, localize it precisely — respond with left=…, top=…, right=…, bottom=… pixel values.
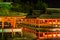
left=21, top=0, right=60, bottom=8
left=45, top=0, right=60, bottom=8
left=3, top=0, right=60, bottom=8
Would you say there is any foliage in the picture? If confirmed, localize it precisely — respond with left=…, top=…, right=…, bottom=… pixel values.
left=26, top=0, right=48, bottom=18
left=0, top=2, right=12, bottom=10
left=0, top=1, right=48, bottom=16
left=11, top=0, right=47, bottom=12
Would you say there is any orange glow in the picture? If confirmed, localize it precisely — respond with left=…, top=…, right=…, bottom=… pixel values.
left=18, top=19, right=60, bottom=26
left=0, top=18, right=2, bottom=21
left=49, top=22, right=52, bottom=23
left=48, top=34, right=52, bottom=37
left=57, top=34, right=60, bottom=37
left=53, top=34, right=56, bottom=37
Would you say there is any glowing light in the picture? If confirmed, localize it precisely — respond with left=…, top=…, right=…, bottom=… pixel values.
left=0, top=18, right=2, bottom=21
left=13, top=29, right=22, bottom=32
left=53, top=34, right=56, bottom=37
left=3, top=29, right=12, bottom=32
left=0, top=29, right=2, bottom=32
left=57, top=34, right=60, bottom=37
left=50, top=28, right=60, bottom=31
left=53, top=22, right=56, bottom=24
left=48, top=34, right=52, bottom=37
left=21, top=19, right=23, bottom=21
left=54, top=25, right=58, bottom=27
left=49, top=22, right=52, bottom=24
left=58, top=22, right=60, bottom=24
left=43, top=19, right=45, bottom=22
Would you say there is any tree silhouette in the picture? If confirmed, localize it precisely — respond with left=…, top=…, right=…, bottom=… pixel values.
left=26, top=0, right=48, bottom=18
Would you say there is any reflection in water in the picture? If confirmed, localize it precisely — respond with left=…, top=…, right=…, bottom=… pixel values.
left=42, top=38, right=60, bottom=40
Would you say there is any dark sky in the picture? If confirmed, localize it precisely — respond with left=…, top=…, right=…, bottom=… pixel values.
left=21, top=0, right=60, bottom=8
left=3, top=0, right=60, bottom=8
left=45, top=0, right=60, bottom=8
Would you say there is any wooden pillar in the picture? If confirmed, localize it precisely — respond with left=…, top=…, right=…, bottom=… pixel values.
left=12, top=17, right=16, bottom=28
left=13, top=17, right=16, bottom=37
left=2, top=17, right=4, bottom=40
left=43, top=32, right=45, bottom=37
left=2, top=18, right=4, bottom=29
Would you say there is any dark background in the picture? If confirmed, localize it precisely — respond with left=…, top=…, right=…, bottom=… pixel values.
left=3, top=0, right=60, bottom=8
left=45, top=0, right=60, bottom=8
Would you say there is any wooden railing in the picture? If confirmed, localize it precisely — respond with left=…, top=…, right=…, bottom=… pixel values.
left=37, top=32, right=60, bottom=39
left=0, top=17, right=60, bottom=39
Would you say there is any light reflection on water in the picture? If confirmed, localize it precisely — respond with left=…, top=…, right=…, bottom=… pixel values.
left=41, top=38, right=60, bottom=40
